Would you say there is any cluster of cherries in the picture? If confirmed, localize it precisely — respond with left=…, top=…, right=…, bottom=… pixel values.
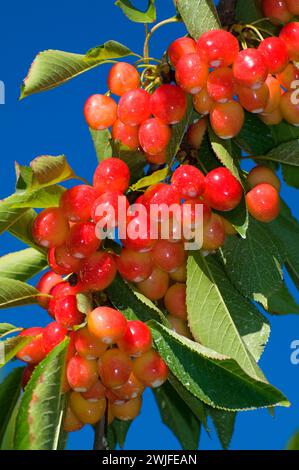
left=262, top=0, right=299, bottom=25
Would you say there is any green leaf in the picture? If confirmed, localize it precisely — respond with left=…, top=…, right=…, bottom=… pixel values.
left=0, top=323, right=22, bottom=338
left=175, top=0, right=220, bottom=40
left=282, top=165, right=299, bottom=189
left=5, top=185, right=65, bottom=209
left=0, top=278, right=40, bottom=309
left=0, top=336, right=32, bottom=368
left=260, top=139, right=299, bottom=166
left=0, top=204, right=27, bottom=237
left=107, top=425, right=117, bottom=450
left=27, top=155, right=78, bottom=188
left=234, top=112, right=275, bottom=155
left=287, top=431, right=299, bottom=450
left=0, top=368, right=23, bottom=444
left=76, top=293, right=92, bottom=315
left=187, top=253, right=269, bottom=379
left=154, top=381, right=200, bottom=450
left=271, top=121, right=299, bottom=146
left=14, top=339, right=69, bottom=450
left=222, top=218, right=283, bottom=305
left=0, top=248, right=47, bottom=282
left=110, top=419, right=132, bottom=449
left=236, top=0, right=263, bottom=23
left=0, top=399, right=20, bottom=450
left=207, top=407, right=236, bottom=450
left=149, top=321, right=289, bottom=411
left=90, top=128, right=113, bottom=161
left=21, top=42, right=133, bottom=99
left=130, top=167, right=168, bottom=191
left=115, top=0, right=156, bottom=23
left=7, top=210, right=41, bottom=250
left=167, top=96, right=194, bottom=164
left=209, top=128, right=242, bottom=181
left=266, top=281, right=299, bottom=315
left=112, top=143, right=147, bottom=185
left=217, top=197, right=248, bottom=238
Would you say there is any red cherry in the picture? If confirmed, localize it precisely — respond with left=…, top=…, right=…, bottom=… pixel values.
left=202, top=213, right=226, bottom=251
left=74, top=326, right=108, bottom=359
left=110, top=396, right=142, bottom=421
left=260, top=107, right=283, bottom=125
left=207, top=67, right=235, bottom=103
left=286, top=0, right=299, bottom=14
left=136, top=267, right=169, bottom=301
left=67, top=355, right=98, bottom=392
left=98, top=348, right=132, bottom=389
left=279, top=22, right=299, bottom=62
left=82, top=380, right=106, bottom=402
left=117, top=249, right=154, bottom=283
left=32, top=208, right=69, bottom=248
left=107, top=62, right=140, bottom=96
left=60, top=185, right=99, bottom=223
left=112, top=119, right=140, bottom=150
left=42, top=322, right=68, bottom=354
left=280, top=90, right=299, bottom=125
left=93, top=158, right=130, bottom=195
left=84, top=94, right=117, bottom=130
left=69, top=391, right=106, bottom=425
left=204, top=167, right=243, bottom=212
left=16, top=327, right=46, bottom=364
left=164, top=283, right=187, bottom=320
left=36, top=271, right=63, bottom=309
left=196, top=29, right=239, bottom=67
left=209, top=101, right=245, bottom=139
left=22, top=364, right=35, bottom=389
left=263, top=76, right=282, bottom=114
left=247, top=166, right=281, bottom=192
left=66, top=222, right=100, bottom=259
left=236, top=82, right=270, bottom=114
left=258, top=37, right=289, bottom=74
left=152, top=240, right=186, bottom=273
left=66, top=331, right=77, bottom=363
left=246, top=184, right=280, bottom=222
left=142, top=183, right=181, bottom=221
left=49, top=295, right=84, bottom=329
left=87, top=306, right=127, bottom=344
left=91, top=191, right=129, bottom=228
left=187, top=118, right=208, bottom=149
left=121, top=212, right=156, bottom=252
left=180, top=198, right=212, bottom=229
left=118, top=88, right=151, bottom=126
left=168, top=37, right=197, bottom=66
left=171, top=164, right=205, bottom=199
left=50, top=281, right=81, bottom=300
left=277, top=63, right=299, bottom=90
left=193, top=88, right=215, bottom=115
left=170, top=263, right=187, bottom=283
left=150, top=84, right=187, bottom=125
left=262, top=0, right=293, bottom=24
left=79, top=251, right=117, bottom=292
left=113, top=373, right=144, bottom=401
left=233, top=49, right=269, bottom=90
left=133, top=349, right=168, bottom=388
left=139, top=118, right=171, bottom=155
left=145, top=149, right=167, bottom=165
left=48, top=244, right=82, bottom=275
left=118, top=321, right=152, bottom=357
left=175, top=53, right=209, bottom=94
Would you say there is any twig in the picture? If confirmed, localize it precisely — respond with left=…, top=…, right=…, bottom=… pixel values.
left=93, top=413, right=108, bottom=450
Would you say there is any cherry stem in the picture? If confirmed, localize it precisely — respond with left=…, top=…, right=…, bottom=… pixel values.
left=244, top=24, right=265, bottom=42
left=250, top=17, right=270, bottom=25
left=143, top=16, right=181, bottom=60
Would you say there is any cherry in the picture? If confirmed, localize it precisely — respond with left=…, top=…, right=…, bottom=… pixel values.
left=258, top=37, right=289, bottom=74
left=150, top=84, right=187, bottom=125
left=63, top=406, right=83, bottom=432
left=60, top=185, right=99, bottom=223
left=36, top=271, right=63, bottom=309
left=276, top=63, right=299, bottom=90
left=98, top=348, right=132, bottom=389
left=84, top=94, right=117, bottom=130
left=42, top=322, right=68, bottom=354
left=48, top=245, right=82, bottom=275
left=263, top=76, right=282, bottom=114
left=107, top=62, right=140, bottom=96
left=121, top=212, right=156, bottom=252
left=87, top=306, right=127, bottom=344
left=93, top=158, right=130, bottom=195
left=113, top=373, right=144, bottom=401
left=67, top=355, right=98, bottom=392
left=187, top=118, right=208, bottom=149
left=117, top=320, right=152, bottom=357
left=279, top=22, right=299, bottom=62
left=136, top=267, right=169, bottom=301
left=247, top=166, right=281, bottom=192
left=139, top=118, right=171, bottom=155
left=202, top=213, right=226, bottom=251
left=82, top=380, right=106, bottom=402
left=209, top=101, right=245, bottom=139
left=171, top=164, right=205, bottom=199
left=117, top=248, right=154, bottom=282
left=175, top=53, right=209, bottom=95
left=133, top=349, right=168, bottom=388
left=207, top=67, right=235, bottom=103
left=236, top=83, right=270, bottom=114
left=74, top=326, right=108, bottom=359
left=145, top=149, right=167, bottom=165
left=286, top=0, right=299, bottom=14
left=193, top=88, right=215, bottom=115
left=91, top=191, right=129, bottom=230
left=79, top=251, right=117, bottom=291
left=168, top=37, right=197, bottom=66
left=49, top=295, right=84, bottom=329
left=69, top=391, right=106, bottom=425
left=32, top=208, right=69, bottom=248
left=22, top=364, right=35, bottom=389
left=143, top=184, right=181, bottom=218
left=105, top=389, right=126, bottom=405
left=152, top=240, right=185, bottom=273
left=111, top=396, right=142, bottom=421
left=280, top=90, right=299, bottom=125
left=50, top=281, right=80, bottom=300
left=112, top=119, right=140, bottom=150
left=180, top=199, right=212, bottom=230
left=168, top=316, right=192, bottom=339
left=66, top=331, right=77, bottom=363
left=220, top=216, right=237, bottom=236
left=118, top=88, right=151, bottom=126
left=233, top=49, right=268, bottom=89
left=196, top=29, right=239, bottom=67
left=262, top=0, right=293, bottom=24
left=16, top=327, right=46, bottom=364
left=66, top=222, right=100, bottom=259
left=246, top=184, right=280, bottom=222
left=204, top=167, right=243, bottom=211
left=164, top=283, right=187, bottom=320
left=260, top=107, right=283, bottom=125
left=170, top=263, right=187, bottom=283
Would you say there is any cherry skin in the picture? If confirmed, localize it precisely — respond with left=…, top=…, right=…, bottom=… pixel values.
left=136, top=267, right=169, bottom=301
left=60, top=185, right=99, bottom=223
left=107, top=62, right=140, bottom=96
left=168, top=316, right=192, bottom=339
left=16, top=327, right=46, bottom=364
left=168, top=37, right=196, bottom=66
left=246, top=184, right=280, bottom=223
left=84, top=94, right=117, bottom=130
left=262, top=0, right=293, bottom=24
left=143, top=183, right=181, bottom=211
left=66, top=222, right=100, bottom=259
left=87, top=306, right=127, bottom=344
left=209, top=101, right=245, bottom=139
left=117, top=320, right=152, bottom=357
left=207, top=67, right=235, bottom=103
left=247, top=166, right=281, bottom=192
left=98, top=348, right=132, bottom=389
left=49, top=294, right=84, bottom=329
left=280, top=90, right=299, bottom=126
left=67, top=355, right=98, bottom=392
left=233, top=49, right=268, bottom=89
left=63, top=406, right=83, bottom=432
left=42, top=322, right=68, bottom=354
left=196, top=29, right=239, bottom=68
left=202, top=213, right=226, bottom=251
left=36, top=270, right=63, bottom=309
left=79, top=251, right=117, bottom=292
left=263, top=76, right=282, bottom=114
left=32, top=208, right=69, bottom=248
left=133, top=349, right=169, bottom=388
left=204, top=167, right=243, bottom=212
left=164, top=283, right=187, bottom=320
left=74, top=326, right=108, bottom=360
left=171, top=164, right=205, bottom=199
left=193, top=88, right=215, bottom=115
left=110, top=396, right=142, bottom=421
left=279, top=22, right=299, bottom=62
left=286, top=0, right=299, bottom=14
left=236, top=83, right=270, bottom=114
left=82, top=380, right=106, bottom=402
left=187, top=118, right=208, bottom=149
left=112, top=119, right=140, bottom=151
left=48, top=245, right=82, bottom=275
left=276, top=63, right=299, bottom=90
left=117, top=248, right=154, bottom=283
left=260, top=107, right=283, bottom=125
left=49, top=281, right=81, bottom=300
left=152, top=240, right=185, bottom=273
left=180, top=198, right=212, bottom=230
left=121, top=212, right=156, bottom=252
left=69, top=391, right=106, bottom=425
left=22, top=364, right=35, bottom=389
left=170, top=263, right=187, bottom=283
left=150, top=84, right=187, bottom=125
left=91, top=191, right=129, bottom=230
left=258, top=37, right=289, bottom=74
left=117, top=88, right=151, bottom=126
left=113, top=373, right=145, bottom=401
left=93, top=158, right=130, bottom=195
left=145, top=149, right=167, bottom=165
left=139, top=118, right=171, bottom=155
left=175, top=53, right=209, bottom=95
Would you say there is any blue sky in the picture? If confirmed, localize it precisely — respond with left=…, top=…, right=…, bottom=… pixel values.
left=0, top=0, right=298, bottom=450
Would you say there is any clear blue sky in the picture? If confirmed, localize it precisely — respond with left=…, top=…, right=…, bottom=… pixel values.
left=0, top=0, right=298, bottom=450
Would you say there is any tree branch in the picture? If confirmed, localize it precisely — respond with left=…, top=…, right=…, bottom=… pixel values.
left=93, top=411, right=108, bottom=450
left=217, top=0, right=237, bottom=27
